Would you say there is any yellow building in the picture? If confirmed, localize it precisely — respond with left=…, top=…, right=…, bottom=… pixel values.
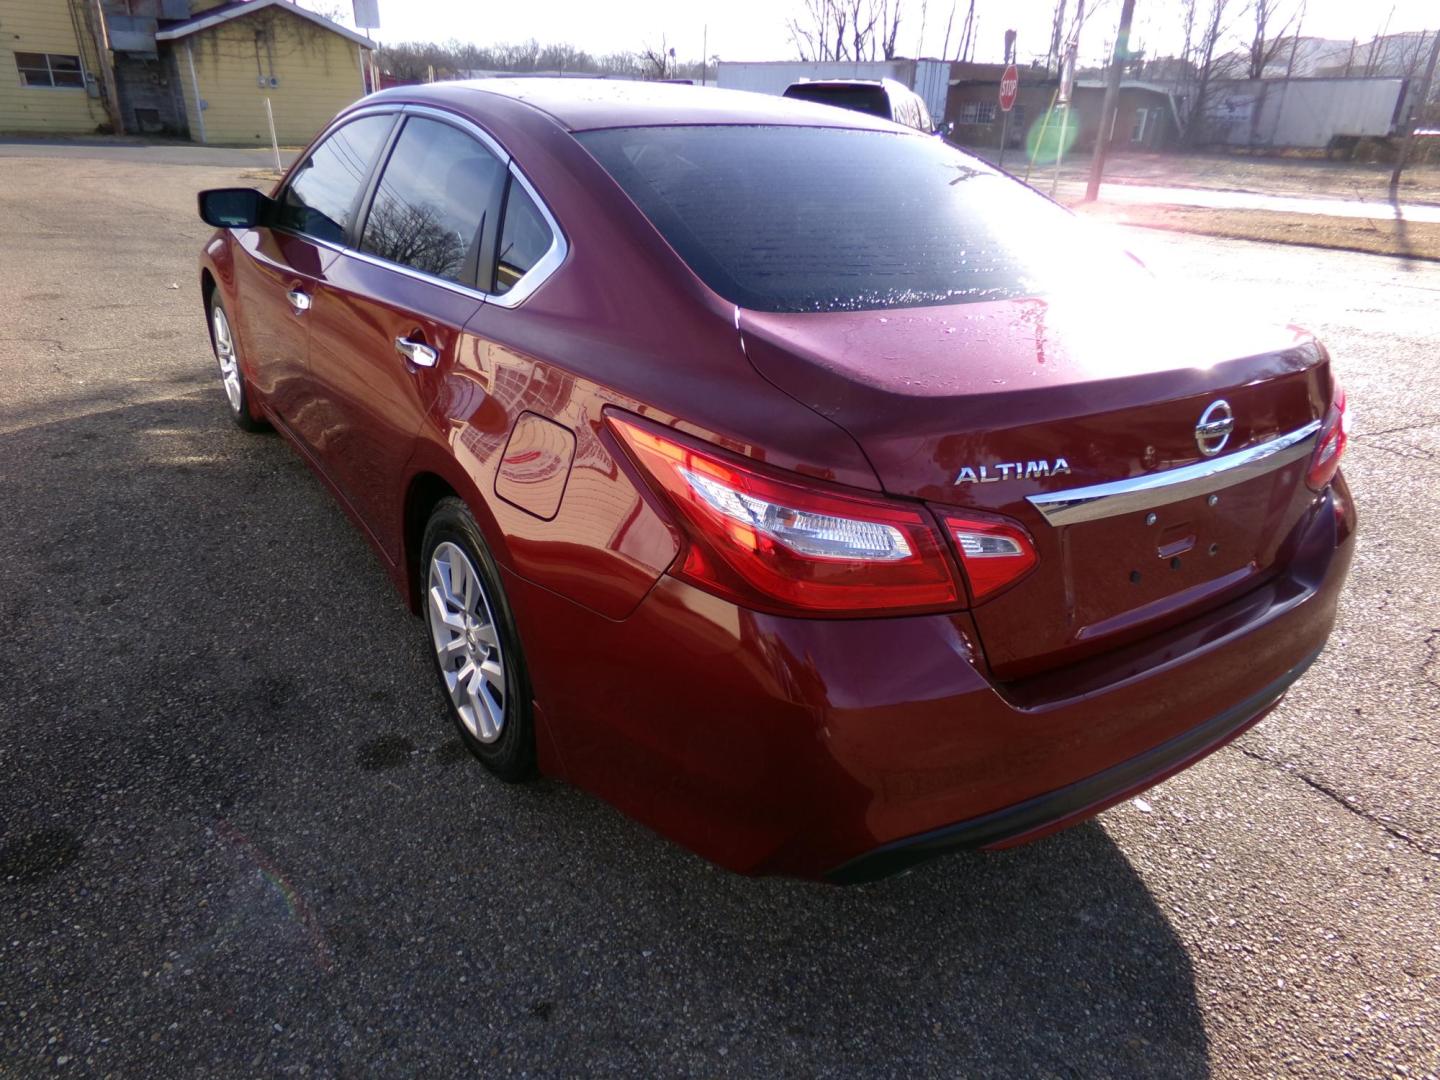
left=158, top=0, right=373, bottom=145
left=1, top=0, right=372, bottom=145
left=0, top=0, right=113, bottom=133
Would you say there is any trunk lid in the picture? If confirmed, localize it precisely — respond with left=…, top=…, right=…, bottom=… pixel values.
left=738, top=293, right=1331, bottom=677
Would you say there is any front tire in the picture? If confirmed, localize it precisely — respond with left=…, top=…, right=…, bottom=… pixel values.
left=421, top=498, right=537, bottom=782
left=207, top=296, right=266, bottom=432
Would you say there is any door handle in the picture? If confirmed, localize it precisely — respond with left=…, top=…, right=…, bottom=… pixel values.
left=286, top=289, right=311, bottom=314
left=395, top=335, right=438, bottom=368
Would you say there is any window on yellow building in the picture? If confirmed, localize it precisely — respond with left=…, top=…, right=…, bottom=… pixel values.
left=14, top=53, right=85, bottom=89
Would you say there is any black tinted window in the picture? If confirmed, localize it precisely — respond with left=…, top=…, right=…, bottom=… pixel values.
left=493, top=180, right=553, bottom=295
left=360, top=117, right=505, bottom=284
left=280, top=115, right=392, bottom=244
left=578, top=125, right=1138, bottom=313
left=782, top=84, right=890, bottom=119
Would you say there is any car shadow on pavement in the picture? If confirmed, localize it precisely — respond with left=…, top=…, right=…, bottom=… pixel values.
left=0, top=389, right=1207, bottom=1077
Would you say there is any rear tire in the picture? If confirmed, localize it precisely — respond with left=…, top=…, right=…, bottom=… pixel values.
left=421, top=498, right=537, bottom=782
left=207, top=296, right=267, bottom=432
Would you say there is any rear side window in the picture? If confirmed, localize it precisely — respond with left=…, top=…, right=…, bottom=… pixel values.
left=578, top=125, right=1137, bottom=313
left=360, top=117, right=506, bottom=284
left=492, top=180, right=554, bottom=296
left=279, top=114, right=393, bottom=244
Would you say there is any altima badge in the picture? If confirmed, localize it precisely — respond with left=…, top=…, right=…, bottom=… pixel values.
left=955, top=459, right=1071, bottom=484
left=1195, top=399, right=1235, bottom=457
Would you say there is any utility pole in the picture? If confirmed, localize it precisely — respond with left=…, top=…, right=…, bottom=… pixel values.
left=1391, top=28, right=1440, bottom=193
left=1049, top=0, right=1083, bottom=197
left=84, top=0, right=124, bottom=134
left=1084, top=0, right=1134, bottom=201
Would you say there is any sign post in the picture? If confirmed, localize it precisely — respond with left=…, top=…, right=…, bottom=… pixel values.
left=996, top=63, right=1019, bottom=169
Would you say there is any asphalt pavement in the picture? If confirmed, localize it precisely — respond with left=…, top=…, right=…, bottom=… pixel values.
left=1, top=145, right=1437, bottom=1078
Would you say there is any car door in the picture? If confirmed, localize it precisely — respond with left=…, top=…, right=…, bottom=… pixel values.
left=230, top=112, right=395, bottom=432
left=299, top=111, right=507, bottom=561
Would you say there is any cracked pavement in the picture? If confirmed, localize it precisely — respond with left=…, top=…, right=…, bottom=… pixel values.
left=1, top=145, right=1437, bottom=1077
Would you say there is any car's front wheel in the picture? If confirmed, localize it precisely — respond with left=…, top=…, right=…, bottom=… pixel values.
left=421, top=498, right=537, bottom=782
left=207, top=296, right=266, bottom=432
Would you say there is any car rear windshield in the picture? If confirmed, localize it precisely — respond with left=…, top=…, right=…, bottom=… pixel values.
left=782, top=84, right=890, bottom=118
left=577, top=125, right=1133, bottom=313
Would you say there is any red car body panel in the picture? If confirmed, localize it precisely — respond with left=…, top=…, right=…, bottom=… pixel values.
left=738, top=302, right=1332, bottom=674
left=199, top=80, right=1356, bottom=881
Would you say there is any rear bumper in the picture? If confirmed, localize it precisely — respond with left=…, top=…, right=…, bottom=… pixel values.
left=510, top=477, right=1355, bottom=882
left=826, top=645, right=1318, bottom=884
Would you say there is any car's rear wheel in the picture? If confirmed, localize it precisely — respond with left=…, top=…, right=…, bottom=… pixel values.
left=207, top=297, right=266, bottom=432
left=421, top=498, right=537, bottom=782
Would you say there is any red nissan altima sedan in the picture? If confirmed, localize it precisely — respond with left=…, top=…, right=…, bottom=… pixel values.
left=195, top=79, right=1354, bottom=882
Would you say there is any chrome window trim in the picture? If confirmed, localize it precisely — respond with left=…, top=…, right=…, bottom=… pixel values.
left=1026, top=420, right=1322, bottom=527
left=398, top=104, right=512, bottom=168
left=269, top=103, right=568, bottom=309
left=488, top=164, right=568, bottom=309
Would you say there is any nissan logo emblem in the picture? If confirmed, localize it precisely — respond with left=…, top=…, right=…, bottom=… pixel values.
left=1195, top=399, right=1235, bottom=457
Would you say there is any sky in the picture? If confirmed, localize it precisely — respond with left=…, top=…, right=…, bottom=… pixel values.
left=321, top=0, right=1438, bottom=68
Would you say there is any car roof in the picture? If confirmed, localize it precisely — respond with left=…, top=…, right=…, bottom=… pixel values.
left=364, top=78, right=912, bottom=134
left=786, top=79, right=888, bottom=89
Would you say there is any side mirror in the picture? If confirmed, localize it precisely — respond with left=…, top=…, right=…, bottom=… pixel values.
left=198, top=187, right=273, bottom=229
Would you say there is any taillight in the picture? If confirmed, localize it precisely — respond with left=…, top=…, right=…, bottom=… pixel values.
left=606, top=414, right=962, bottom=616
left=939, top=513, right=1039, bottom=603
left=1306, top=385, right=1349, bottom=492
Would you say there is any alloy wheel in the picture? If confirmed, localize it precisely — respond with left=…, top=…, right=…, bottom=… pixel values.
left=211, top=305, right=242, bottom=413
left=426, top=541, right=507, bottom=743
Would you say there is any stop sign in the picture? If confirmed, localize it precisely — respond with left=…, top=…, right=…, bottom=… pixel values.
left=999, top=64, right=1019, bottom=113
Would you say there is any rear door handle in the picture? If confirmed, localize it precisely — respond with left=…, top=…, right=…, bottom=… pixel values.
left=286, top=289, right=311, bottom=314
left=395, top=335, right=438, bottom=368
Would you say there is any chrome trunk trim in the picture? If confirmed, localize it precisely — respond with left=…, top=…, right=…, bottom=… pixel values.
left=1026, top=420, right=1322, bottom=526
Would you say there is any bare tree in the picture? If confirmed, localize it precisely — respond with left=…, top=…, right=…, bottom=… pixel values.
left=363, top=199, right=466, bottom=281
left=1183, top=0, right=1241, bottom=146
left=880, top=0, right=903, bottom=59
left=939, top=0, right=956, bottom=61
left=788, top=0, right=903, bottom=62
left=1363, top=7, right=1395, bottom=76
left=1246, top=0, right=1303, bottom=79
left=375, top=38, right=713, bottom=83
left=1178, top=0, right=1198, bottom=73
left=1393, top=29, right=1440, bottom=79
left=844, top=0, right=878, bottom=60
left=296, top=1, right=352, bottom=26
left=788, top=0, right=841, bottom=60
left=1047, top=0, right=1067, bottom=75
left=640, top=36, right=676, bottom=79
left=956, top=0, right=976, bottom=61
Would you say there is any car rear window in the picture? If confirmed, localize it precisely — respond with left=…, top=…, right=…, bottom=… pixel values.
left=782, top=84, right=891, bottom=119
left=577, top=125, right=1132, bottom=313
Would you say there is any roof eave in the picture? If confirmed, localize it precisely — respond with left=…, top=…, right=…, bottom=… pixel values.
left=155, top=0, right=372, bottom=48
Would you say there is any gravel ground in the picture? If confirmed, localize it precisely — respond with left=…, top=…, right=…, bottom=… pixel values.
left=1, top=147, right=1437, bottom=1078
left=1075, top=200, right=1440, bottom=263
left=965, top=145, right=1440, bottom=205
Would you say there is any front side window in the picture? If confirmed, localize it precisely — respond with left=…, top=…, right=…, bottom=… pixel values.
left=279, top=114, right=393, bottom=245
left=578, top=124, right=1142, bottom=313
left=15, top=53, right=84, bottom=88
left=360, top=117, right=505, bottom=284
left=492, top=181, right=554, bottom=295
